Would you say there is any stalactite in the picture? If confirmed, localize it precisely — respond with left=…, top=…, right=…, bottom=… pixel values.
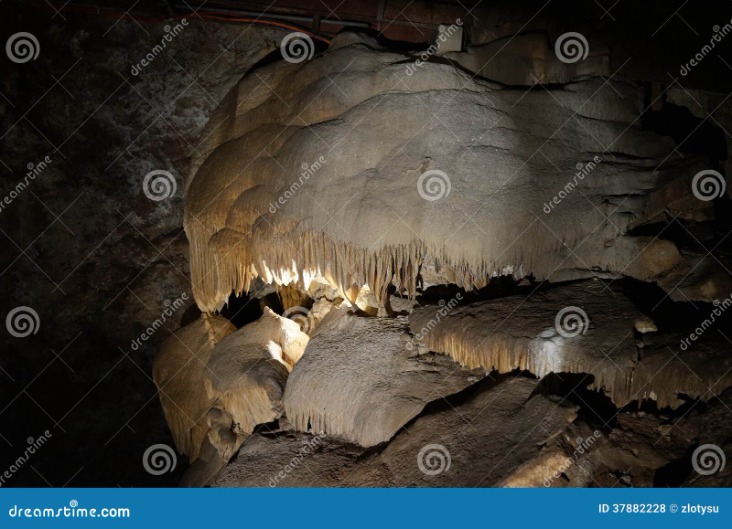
left=409, top=283, right=732, bottom=409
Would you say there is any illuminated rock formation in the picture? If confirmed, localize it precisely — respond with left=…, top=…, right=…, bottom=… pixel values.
left=205, top=307, right=309, bottom=435
left=215, top=377, right=579, bottom=487
left=184, top=33, right=723, bottom=314
left=170, top=31, right=732, bottom=487
left=409, top=281, right=732, bottom=409
left=153, top=314, right=236, bottom=462
left=153, top=307, right=309, bottom=480
left=283, top=308, right=485, bottom=446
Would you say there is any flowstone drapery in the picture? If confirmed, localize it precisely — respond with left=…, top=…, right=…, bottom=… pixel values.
left=184, top=34, right=723, bottom=314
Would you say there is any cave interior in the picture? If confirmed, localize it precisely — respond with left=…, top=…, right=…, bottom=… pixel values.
left=1, top=0, right=732, bottom=488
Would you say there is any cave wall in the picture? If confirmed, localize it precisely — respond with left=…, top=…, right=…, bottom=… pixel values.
left=0, top=0, right=282, bottom=486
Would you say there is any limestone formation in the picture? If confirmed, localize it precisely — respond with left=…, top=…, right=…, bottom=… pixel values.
left=283, top=308, right=486, bottom=447
left=153, top=307, right=310, bottom=478
left=205, top=307, right=309, bottom=435
left=165, top=30, right=732, bottom=488
left=409, top=281, right=732, bottom=408
left=184, top=33, right=723, bottom=315
left=216, top=376, right=579, bottom=487
left=153, top=314, right=236, bottom=462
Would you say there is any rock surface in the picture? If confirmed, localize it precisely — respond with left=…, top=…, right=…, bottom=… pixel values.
left=153, top=308, right=311, bottom=486
left=205, top=307, right=309, bottom=436
left=444, top=31, right=610, bottom=85
left=409, top=281, right=732, bottom=409
left=153, top=314, right=235, bottom=461
left=4, top=0, right=732, bottom=489
left=283, top=309, right=485, bottom=447
left=217, top=376, right=579, bottom=486
left=185, top=33, right=723, bottom=313
left=218, top=382, right=732, bottom=488
left=344, top=377, right=579, bottom=486
left=0, top=6, right=284, bottom=486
